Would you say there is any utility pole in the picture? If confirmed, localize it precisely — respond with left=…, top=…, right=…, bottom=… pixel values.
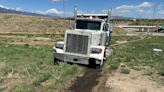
left=63, top=0, right=65, bottom=32
left=152, top=3, right=161, bottom=35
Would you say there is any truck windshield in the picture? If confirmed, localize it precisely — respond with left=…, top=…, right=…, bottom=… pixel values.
left=76, top=20, right=101, bottom=30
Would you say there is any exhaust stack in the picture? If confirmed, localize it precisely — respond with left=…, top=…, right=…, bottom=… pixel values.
left=74, top=6, right=77, bottom=29
left=74, top=6, right=77, bottom=21
left=107, top=8, right=112, bottom=23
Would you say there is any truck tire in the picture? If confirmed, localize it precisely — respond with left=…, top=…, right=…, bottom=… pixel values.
left=54, top=58, right=59, bottom=65
left=105, top=48, right=114, bottom=60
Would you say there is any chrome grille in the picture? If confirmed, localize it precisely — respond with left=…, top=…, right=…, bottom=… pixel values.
left=66, top=33, right=89, bottom=55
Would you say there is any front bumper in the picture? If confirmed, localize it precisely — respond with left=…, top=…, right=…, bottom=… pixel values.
left=54, top=53, right=89, bottom=65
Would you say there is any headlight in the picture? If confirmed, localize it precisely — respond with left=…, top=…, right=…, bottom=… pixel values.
left=54, top=43, right=64, bottom=49
left=92, top=48, right=102, bottom=53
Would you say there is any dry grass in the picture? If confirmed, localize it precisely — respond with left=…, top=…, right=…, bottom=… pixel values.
left=112, top=27, right=134, bottom=35
left=0, top=14, right=73, bottom=34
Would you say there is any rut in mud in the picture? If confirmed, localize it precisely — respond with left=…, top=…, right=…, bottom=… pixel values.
left=68, top=68, right=102, bottom=92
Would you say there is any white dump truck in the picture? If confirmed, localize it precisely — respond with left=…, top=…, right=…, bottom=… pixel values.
left=53, top=6, right=114, bottom=68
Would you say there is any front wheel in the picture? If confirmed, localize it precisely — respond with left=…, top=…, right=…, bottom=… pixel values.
left=54, top=58, right=59, bottom=65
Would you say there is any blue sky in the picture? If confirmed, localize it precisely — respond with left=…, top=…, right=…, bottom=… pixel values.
left=0, top=0, right=164, bottom=18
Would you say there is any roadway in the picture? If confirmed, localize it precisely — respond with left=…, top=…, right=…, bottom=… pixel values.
left=122, top=28, right=164, bottom=36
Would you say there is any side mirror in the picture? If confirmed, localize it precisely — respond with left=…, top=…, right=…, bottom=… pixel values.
left=69, top=21, right=72, bottom=30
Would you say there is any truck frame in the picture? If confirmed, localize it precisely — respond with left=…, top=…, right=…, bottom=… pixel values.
left=53, top=6, right=114, bottom=68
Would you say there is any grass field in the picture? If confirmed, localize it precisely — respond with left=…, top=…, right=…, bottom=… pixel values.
left=0, top=33, right=164, bottom=91
left=105, top=35, right=164, bottom=85
left=0, top=36, right=85, bottom=91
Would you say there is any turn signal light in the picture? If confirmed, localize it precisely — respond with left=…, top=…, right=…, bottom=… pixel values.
left=54, top=43, right=56, bottom=47
left=100, top=49, right=102, bottom=53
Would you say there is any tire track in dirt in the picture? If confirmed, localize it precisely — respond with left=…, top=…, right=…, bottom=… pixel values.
left=68, top=68, right=103, bottom=92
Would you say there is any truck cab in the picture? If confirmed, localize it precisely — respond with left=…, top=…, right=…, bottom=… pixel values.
left=53, top=6, right=114, bottom=68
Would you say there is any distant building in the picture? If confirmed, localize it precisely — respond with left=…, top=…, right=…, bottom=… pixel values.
left=132, top=19, right=136, bottom=22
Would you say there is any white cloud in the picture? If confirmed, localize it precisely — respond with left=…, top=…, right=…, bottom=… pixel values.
left=45, top=8, right=63, bottom=15
left=16, top=7, right=23, bottom=11
left=139, top=2, right=154, bottom=8
left=33, top=8, right=75, bottom=17
left=116, top=2, right=154, bottom=10
left=158, top=10, right=164, bottom=14
left=34, top=10, right=46, bottom=14
left=146, top=10, right=153, bottom=14
left=77, top=10, right=85, bottom=14
left=136, top=10, right=145, bottom=13
left=51, top=0, right=66, bottom=2
left=0, top=5, right=14, bottom=10
left=100, top=9, right=131, bottom=16
left=90, top=10, right=96, bottom=14
left=100, top=2, right=154, bottom=16
left=158, top=4, right=163, bottom=9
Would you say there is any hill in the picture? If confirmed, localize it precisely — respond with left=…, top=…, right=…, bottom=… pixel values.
left=0, top=14, right=132, bottom=34
left=0, top=6, right=54, bottom=18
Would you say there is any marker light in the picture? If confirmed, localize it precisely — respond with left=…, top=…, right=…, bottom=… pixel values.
left=92, top=48, right=103, bottom=53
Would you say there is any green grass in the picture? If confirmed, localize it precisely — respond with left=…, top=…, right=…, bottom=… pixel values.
left=33, top=39, right=39, bottom=41
left=0, top=44, right=85, bottom=91
left=105, top=35, right=164, bottom=83
left=121, top=68, right=130, bottom=74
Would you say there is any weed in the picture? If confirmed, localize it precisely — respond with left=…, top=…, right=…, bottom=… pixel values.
left=58, top=39, right=63, bottom=41
left=24, top=44, right=29, bottom=48
left=33, top=39, right=39, bottom=41
left=33, top=72, right=51, bottom=86
left=158, top=68, right=164, bottom=76
left=121, top=65, right=127, bottom=67
left=0, top=79, right=4, bottom=84
left=131, top=76, right=138, bottom=80
left=144, top=69, right=153, bottom=76
left=10, top=40, right=14, bottom=42
left=61, top=34, right=65, bottom=38
left=131, top=66, right=142, bottom=71
left=121, top=68, right=130, bottom=74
